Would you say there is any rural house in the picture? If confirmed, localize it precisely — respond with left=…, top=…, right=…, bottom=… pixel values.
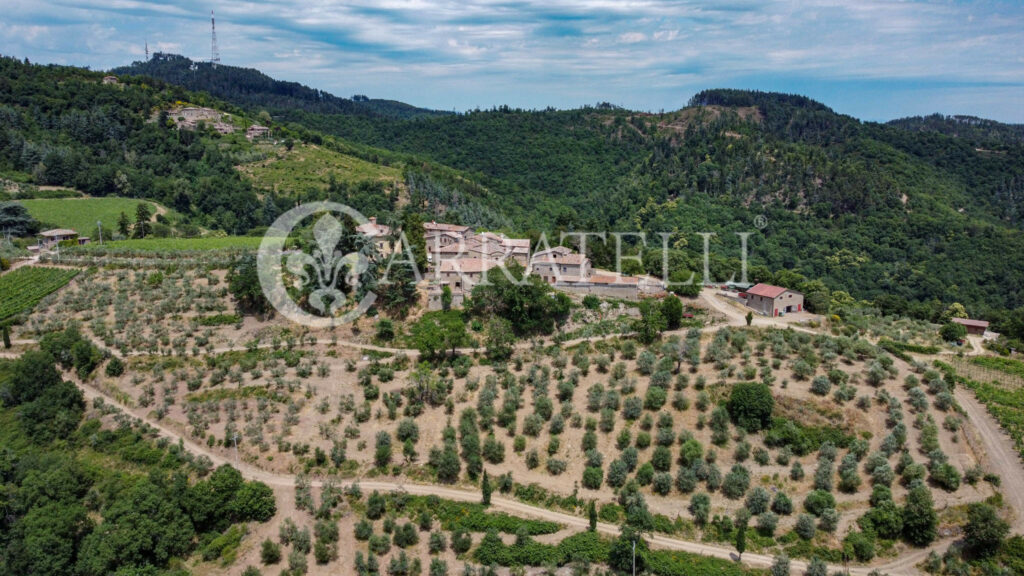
left=35, top=229, right=89, bottom=251
left=744, top=283, right=804, bottom=316
left=951, top=317, right=989, bottom=336
left=355, top=216, right=392, bottom=252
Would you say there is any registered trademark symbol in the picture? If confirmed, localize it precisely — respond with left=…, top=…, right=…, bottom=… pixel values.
left=754, top=215, right=768, bottom=230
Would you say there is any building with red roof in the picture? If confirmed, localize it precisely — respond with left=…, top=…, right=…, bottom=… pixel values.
left=744, top=283, right=804, bottom=316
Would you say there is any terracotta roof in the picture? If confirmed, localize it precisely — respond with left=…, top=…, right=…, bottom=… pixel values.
left=553, top=254, right=588, bottom=265
left=533, top=246, right=572, bottom=258
left=439, top=258, right=502, bottom=274
left=424, top=222, right=471, bottom=233
left=952, top=318, right=989, bottom=329
left=467, top=244, right=506, bottom=256
left=39, top=229, right=78, bottom=237
left=478, top=232, right=505, bottom=242
left=745, top=283, right=790, bottom=298
left=356, top=218, right=390, bottom=237
left=589, top=274, right=639, bottom=285
left=502, top=238, right=531, bottom=248
left=434, top=243, right=469, bottom=254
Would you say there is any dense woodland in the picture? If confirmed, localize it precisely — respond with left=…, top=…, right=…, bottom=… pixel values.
left=0, top=329, right=276, bottom=576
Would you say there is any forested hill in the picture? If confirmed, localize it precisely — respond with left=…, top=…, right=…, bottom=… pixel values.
left=5, top=53, right=1024, bottom=320
left=887, top=113, right=1024, bottom=147
left=275, top=88, right=1024, bottom=316
left=111, top=53, right=450, bottom=120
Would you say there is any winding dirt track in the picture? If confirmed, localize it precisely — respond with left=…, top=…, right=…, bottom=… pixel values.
left=955, top=388, right=1024, bottom=533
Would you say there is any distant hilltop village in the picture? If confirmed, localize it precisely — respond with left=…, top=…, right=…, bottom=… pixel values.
left=360, top=219, right=667, bottom=309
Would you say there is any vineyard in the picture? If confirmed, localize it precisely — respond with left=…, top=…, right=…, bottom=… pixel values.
left=82, top=236, right=263, bottom=252
left=0, top=267, right=80, bottom=323
left=971, top=356, right=1024, bottom=381
left=952, top=357, right=1024, bottom=389
left=944, top=359, right=1024, bottom=457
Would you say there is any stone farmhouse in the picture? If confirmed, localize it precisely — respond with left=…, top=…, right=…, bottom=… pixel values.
left=32, top=228, right=90, bottom=251
left=419, top=220, right=661, bottom=308
left=355, top=217, right=392, bottom=253
left=743, top=283, right=804, bottom=316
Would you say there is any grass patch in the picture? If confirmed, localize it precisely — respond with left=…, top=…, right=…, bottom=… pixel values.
left=186, top=386, right=290, bottom=404
left=878, top=339, right=939, bottom=360
left=195, top=313, right=241, bottom=327
left=400, top=495, right=561, bottom=535
left=474, top=530, right=610, bottom=567
left=646, top=548, right=765, bottom=576
left=763, top=416, right=854, bottom=456
left=240, top=142, right=401, bottom=193
left=19, top=197, right=178, bottom=237
left=83, top=236, right=263, bottom=252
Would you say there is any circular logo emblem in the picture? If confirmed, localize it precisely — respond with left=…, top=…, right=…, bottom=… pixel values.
left=258, top=201, right=377, bottom=327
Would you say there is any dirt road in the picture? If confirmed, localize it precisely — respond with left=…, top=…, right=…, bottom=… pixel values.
left=955, top=387, right=1024, bottom=533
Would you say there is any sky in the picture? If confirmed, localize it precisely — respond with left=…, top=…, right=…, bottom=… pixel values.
left=2, top=1, right=1023, bottom=122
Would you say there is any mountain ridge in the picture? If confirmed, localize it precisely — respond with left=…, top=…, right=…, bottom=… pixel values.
left=110, top=53, right=451, bottom=120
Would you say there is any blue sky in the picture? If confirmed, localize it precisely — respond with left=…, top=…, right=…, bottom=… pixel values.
left=3, top=1, right=1023, bottom=122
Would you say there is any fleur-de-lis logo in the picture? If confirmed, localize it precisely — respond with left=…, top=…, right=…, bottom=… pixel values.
left=258, top=202, right=376, bottom=328
left=284, top=214, right=368, bottom=316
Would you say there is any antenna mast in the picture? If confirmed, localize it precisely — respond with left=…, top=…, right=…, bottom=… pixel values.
left=210, top=10, right=220, bottom=67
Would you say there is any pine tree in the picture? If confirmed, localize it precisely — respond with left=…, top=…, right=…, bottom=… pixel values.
left=133, top=203, right=152, bottom=238
left=117, top=211, right=130, bottom=237
left=481, top=470, right=492, bottom=506
left=588, top=500, right=598, bottom=532
left=735, top=521, right=747, bottom=560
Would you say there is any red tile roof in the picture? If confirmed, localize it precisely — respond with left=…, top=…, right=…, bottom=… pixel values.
left=952, top=318, right=989, bottom=329
left=589, top=274, right=639, bottom=285
left=535, top=253, right=588, bottom=265
left=424, top=222, right=471, bottom=233
left=438, top=258, right=502, bottom=274
left=745, top=283, right=789, bottom=299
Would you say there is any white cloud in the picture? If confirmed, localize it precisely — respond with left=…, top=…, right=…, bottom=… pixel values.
left=0, top=0, right=1021, bottom=120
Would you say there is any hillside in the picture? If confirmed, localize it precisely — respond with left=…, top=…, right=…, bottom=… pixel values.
left=6, top=53, right=1024, bottom=320
left=271, top=89, right=1024, bottom=317
left=111, top=53, right=450, bottom=120
left=19, top=197, right=180, bottom=238
left=0, top=56, right=460, bottom=238
left=887, top=113, right=1024, bottom=147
